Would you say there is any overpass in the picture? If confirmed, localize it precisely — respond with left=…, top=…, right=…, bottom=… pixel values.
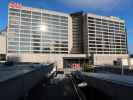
left=0, top=63, right=55, bottom=100
left=72, top=72, right=133, bottom=100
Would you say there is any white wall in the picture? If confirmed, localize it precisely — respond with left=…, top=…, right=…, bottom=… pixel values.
left=94, top=54, right=128, bottom=65
left=130, top=59, right=133, bottom=66
left=0, top=35, right=6, bottom=54
left=68, top=16, right=73, bottom=53
left=7, top=53, right=86, bottom=69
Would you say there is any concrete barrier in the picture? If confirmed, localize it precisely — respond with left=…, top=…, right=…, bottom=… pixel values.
left=72, top=72, right=133, bottom=100
left=0, top=64, right=52, bottom=100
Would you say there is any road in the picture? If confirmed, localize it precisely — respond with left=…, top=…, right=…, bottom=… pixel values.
left=27, top=76, right=81, bottom=100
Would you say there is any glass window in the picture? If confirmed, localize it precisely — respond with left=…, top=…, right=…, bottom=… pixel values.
left=21, top=10, right=32, bottom=14
left=9, top=25, right=19, bottom=28
left=8, top=42, right=19, bottom=45
left=10, top=8, right=20, bottom=12
left=10, top=12, right=20, bottom=16
left=21, top=14, right=31, bottom=18
left=32, top=12, right=41, bottom=16
left=21, top=18, right=31, bottom=22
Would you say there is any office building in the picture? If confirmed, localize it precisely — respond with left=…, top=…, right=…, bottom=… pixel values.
left=71, top=12, right=128, bottom=65
left=8, top=2, right=72, bottom=54
left=83, top=13, right=128, bottom=55
left=6, top=2, right=86, bottom=69
left=0, top=2, right=129, bottom=68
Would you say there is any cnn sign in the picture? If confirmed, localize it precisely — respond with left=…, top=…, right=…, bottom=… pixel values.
left=9, top=2, right=22, bottom=9
left=71, top=63, right=80, bottom=70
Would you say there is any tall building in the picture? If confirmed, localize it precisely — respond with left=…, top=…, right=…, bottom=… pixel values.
left=2, top=2, right=128, bottom=68
left=71, top=12, right=128, bottom=55
left=6, top=2, right=87, bottom=69
left=8, top=2, right=71, bottom=54
left=83, top=13, right=128, bottom=55
left=71, top=13, right=128, bottom=65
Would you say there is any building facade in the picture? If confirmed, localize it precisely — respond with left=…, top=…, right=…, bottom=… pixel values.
left=2, top=2, right=129, bottom=68
left=70, top=12, right=84, bottom=54
left=71, top=12, right=128, bottom=65
left=83, top=13, right=128, bottom=55
left=8, top=2, right=72, bottom=54
left=0, top=35, right=6, bottom=62
left=6, top=2, right=86, bottom=69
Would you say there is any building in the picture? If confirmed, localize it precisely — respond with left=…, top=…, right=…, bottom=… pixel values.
left=8, top=2, right=72, bottom=54
left=6, top=2, right=87, bottom=69
left=83, top=13, right=128, bottom=55
left=70, top=12, right=84, bottom=54
left=0, top=2, right=129, bottom=68
left=71, top=12, right=128, bottom=65
left=0, top=35, right=6, bottom=62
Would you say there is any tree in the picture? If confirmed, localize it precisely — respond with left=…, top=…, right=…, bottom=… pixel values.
left=82, top=63, right=93, bottom=72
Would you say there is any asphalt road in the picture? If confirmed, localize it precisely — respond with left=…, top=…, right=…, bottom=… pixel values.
left=27, top=77, right=80, bottom=100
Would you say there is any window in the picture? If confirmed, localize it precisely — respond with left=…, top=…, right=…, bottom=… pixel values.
left=21, top=10, right=31, bottom=14
left=21, top=14, right=31, bottom=18
left=10, top=12, right=20, bottom=16
left=10, top=8, right=20, bottom=12
left=0, top=54, right=6, bottom=61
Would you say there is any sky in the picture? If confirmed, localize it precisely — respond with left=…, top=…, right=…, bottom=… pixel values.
left=0, top=0, right=133, bottom=54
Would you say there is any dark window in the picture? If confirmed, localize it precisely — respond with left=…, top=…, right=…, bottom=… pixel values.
left=0, top=54, right=6, bottom=61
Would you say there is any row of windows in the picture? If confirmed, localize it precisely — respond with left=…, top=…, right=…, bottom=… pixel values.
left=9, top=14, right=68, bottom=21
left=89, top=48, right=127, bottom=51
left=88, top=25, right=125, bottom=30
left=88, top=38, right=126, bottom=42
left=9, top=19, right=68, bottom=27
left=88, top=17, right=124, bottom=24
left=10, top=8, right=68, bottom=17
left=9, top=21, right=68, bottom=29
left=88, top=23, right=124, bottom=28
left=88, top=21, right=124, bottom=26
left=8, top=38, right=68, bottom=44
left=9, top=11, right=68, bottom=21
left=8, top=49, right=68, bottom=53
left=8, top=27, right=68, bottom=34
left=89, top=52, right=127, bottom=54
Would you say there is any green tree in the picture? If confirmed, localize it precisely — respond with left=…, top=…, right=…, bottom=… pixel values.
left=82, top=63, right=93, bottom=72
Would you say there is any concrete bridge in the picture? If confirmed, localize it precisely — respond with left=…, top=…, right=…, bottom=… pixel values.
left=72, top=72, right=133, bottom=100
left=0, top=64, right=55, bottom=100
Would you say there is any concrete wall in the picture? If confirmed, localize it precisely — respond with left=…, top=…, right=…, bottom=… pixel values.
left=94, top=54, right=128, bottom=65
left=130, top=59, right=133, bottom=66
left=68, top=16, right=73, bottom=53
left=7, top=53, right=86, bottom=69
left=0, top=35, right=6, bottom=54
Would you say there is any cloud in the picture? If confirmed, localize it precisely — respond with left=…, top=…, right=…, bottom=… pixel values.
left=56, top=0, right=121, bottom=11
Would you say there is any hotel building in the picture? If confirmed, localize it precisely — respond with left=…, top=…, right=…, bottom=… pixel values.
left=71, top=12, right=128, bottom=65
left=6, top=2, right=87, bottom=69
left=8, top=3, right=71, bottom=54
left=84, top=13, right=128, bottom=55
left=0, top=2, right=129, bottom=68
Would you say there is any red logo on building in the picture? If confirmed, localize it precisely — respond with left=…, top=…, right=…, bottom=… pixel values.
left=71, top=63, right=80, bottom=70
left=9, top=2, right=22, bottom=9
